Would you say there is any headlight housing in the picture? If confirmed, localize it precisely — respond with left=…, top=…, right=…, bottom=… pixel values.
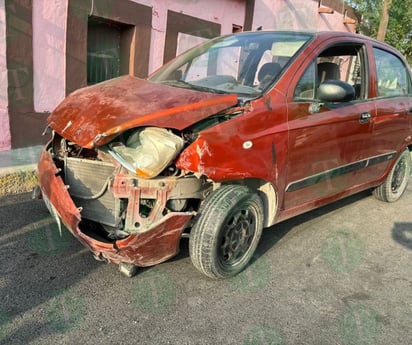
left=108, top=127, right=184, bottom=178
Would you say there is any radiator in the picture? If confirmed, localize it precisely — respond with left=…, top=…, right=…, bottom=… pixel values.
left=64, top=157, right=122, bottom=227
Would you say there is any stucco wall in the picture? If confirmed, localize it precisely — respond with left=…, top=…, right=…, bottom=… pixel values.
left=0, top=0, right=11, bottom=151
left=145, top=0, right=246, bottom=73
left=33, top=0, right=68, bottom=113
left=253, top=0, right=356, bottom=32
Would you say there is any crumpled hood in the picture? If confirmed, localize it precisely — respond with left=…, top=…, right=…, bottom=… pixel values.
left=48, top=75, right=238, bottom=148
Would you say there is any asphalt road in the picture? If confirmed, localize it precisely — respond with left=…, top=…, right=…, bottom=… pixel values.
left=1, top=181, right=412, bottom=345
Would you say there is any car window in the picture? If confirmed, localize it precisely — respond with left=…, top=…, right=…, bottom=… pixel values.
left=150, top=32, right=313, bottom=99
left=294, top=44, right=366, bottom=101
left=183, top=46, right=245, bottom=82
left=252, top=49, right=273, bottom=85
left=373, top=48, right=411, bottom=97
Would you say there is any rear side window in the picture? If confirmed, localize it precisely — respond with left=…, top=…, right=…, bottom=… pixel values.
left=373, top=48, right=411, bottom=97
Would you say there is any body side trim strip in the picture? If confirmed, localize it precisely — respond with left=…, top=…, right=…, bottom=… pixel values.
left=285, top=151, right=397, bottom=192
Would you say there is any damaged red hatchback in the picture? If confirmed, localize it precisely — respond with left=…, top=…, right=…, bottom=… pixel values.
left=38, top=31, right=412, bottom=279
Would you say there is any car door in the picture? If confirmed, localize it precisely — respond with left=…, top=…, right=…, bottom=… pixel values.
left=283, top=41, right=377, bottom=211
left=370, top=47, right=412, bottom=178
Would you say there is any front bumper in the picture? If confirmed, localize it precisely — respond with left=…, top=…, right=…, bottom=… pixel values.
left=37, top=147, right=193, bottom=267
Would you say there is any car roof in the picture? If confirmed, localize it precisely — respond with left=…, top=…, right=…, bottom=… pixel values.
left=236, top=30, right=371, bottom=42
left=233, top=30, right=405, bottom=58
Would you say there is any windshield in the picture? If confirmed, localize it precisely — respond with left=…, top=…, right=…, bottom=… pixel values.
left=149, top=31, right=313, bottom=99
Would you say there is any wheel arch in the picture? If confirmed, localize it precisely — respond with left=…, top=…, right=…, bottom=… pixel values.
left=216, top=178, right=278, bottom=228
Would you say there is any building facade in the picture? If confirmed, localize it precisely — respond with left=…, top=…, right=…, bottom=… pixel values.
left=0, top=0, right=357, bottom=151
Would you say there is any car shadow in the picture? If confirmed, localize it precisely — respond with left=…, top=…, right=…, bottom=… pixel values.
left=174, top=189, right=372, bottom=263
left=392, top=222, right=412, bottom=250
left=255, top=190, right=372, bottom=259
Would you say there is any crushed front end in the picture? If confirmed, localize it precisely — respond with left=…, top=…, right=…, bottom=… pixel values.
left=38, top=127, right=211, bottom=267
left=36, top=72, right=241, bottom=274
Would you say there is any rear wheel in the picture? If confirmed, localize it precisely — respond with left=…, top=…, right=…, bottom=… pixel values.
left=373, top=149, right=411, bottom=202
left=189, top=185, right=264, bottom=279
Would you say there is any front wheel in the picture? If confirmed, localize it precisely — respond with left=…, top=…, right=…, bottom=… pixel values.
left=373, top=149, right=411, bottom=202
left=189, top=185, right=264, bottom=279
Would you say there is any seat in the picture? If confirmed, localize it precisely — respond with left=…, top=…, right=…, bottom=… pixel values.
left=257, top=62, right=282, bottom=87
left=298, top=62, right=341, bottom=99
left=317, top=62, right=340, bottom=82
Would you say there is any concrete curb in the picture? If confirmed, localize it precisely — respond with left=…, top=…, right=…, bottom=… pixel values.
left=0, top=146, right=42, bottom=197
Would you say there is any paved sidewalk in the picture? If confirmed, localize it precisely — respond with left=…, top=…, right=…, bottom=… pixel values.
left=0, top=145, right=43, bottom=196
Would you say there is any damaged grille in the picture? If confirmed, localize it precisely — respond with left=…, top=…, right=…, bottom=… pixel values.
left=64, top=157, right=122, bottom=227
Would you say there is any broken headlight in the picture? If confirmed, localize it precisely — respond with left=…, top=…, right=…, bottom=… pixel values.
left=108, top=127, right=184, bottom=178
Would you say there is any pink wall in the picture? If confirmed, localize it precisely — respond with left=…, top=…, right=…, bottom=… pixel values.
left=0, top=0, right=11, bottom=151
left=147, top=0, right=246, bottom=73
left=33, top=0, right=68, bottom=113
left=30, top=0, right=246, bottom=114
left=253, top=0, right=356, bottom=33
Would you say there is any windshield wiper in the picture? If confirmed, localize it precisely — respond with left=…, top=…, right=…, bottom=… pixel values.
left=159, top=80, right=228, bottom=94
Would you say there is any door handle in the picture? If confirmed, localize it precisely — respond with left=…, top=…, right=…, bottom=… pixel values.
left=359, top=112, right=371, bottom=124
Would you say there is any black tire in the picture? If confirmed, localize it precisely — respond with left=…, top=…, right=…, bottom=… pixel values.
left=373, top=149, right=411, bottom=202
left=189, top=185, right=264, bottom=279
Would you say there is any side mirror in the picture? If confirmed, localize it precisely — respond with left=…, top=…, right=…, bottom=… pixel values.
left=318, top=80, right=355, bottom=102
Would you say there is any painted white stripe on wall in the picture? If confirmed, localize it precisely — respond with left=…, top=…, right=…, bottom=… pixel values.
left=0, top=0, right=11, bottom=151
left=33, top=0, right=68, bottom=112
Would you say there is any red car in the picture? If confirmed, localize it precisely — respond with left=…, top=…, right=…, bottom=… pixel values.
left=38, top=31, right=412, bottom=279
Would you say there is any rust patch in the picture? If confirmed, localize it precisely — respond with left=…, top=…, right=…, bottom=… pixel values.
left=48, top=76, right=238, bottom=148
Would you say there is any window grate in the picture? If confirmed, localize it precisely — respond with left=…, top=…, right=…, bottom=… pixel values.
left=87, top=19, right=121, bottom=85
